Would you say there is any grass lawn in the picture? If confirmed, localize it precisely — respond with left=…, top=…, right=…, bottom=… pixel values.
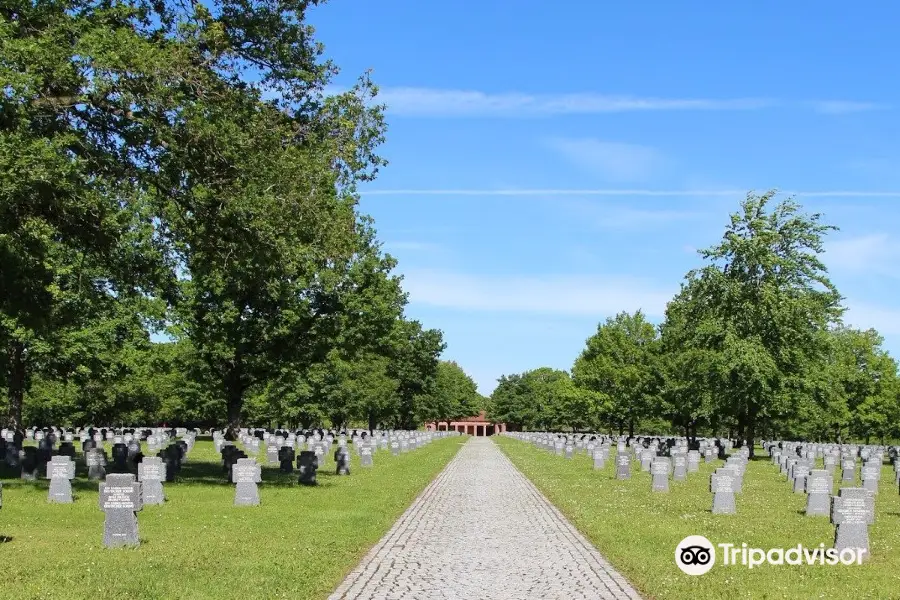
left=0, top=435, right=464, bottom=600
left=495, top=436, right=900, bottom=600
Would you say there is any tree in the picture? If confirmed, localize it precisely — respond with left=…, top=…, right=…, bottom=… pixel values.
left=672, top=192, right=843, bottom=455
left=422, top=361, right=480, bottom=428
left=572, top=311, right=659, bottom=437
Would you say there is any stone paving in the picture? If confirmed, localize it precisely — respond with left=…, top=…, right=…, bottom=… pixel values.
left=329, top=437, right=643, bottom=600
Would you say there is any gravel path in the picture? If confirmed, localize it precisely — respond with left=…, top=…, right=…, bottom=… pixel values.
left=328, top=437, right=643, bottom=600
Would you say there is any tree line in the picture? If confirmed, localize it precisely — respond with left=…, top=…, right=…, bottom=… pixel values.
left=1, top=0, right=484, bottom=431
left=489, top=194, right=900, bottom=452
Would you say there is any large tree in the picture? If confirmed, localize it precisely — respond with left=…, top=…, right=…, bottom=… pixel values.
left=669, top=192, right=843, bottom=455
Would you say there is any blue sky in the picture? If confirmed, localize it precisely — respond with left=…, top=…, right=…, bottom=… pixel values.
left=309, top=1, right=900, bottom=394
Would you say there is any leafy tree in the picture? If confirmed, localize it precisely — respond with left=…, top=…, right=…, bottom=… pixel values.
left=421, top=361, right=480, bottom=428
left=571, top=311, right=659, bottom=437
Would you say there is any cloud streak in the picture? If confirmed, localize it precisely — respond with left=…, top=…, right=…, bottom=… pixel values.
left=362, top=188, right=900, bottom=198
left=356, top=87, right=888, bottom=117
left=399, top=269, right=674, bottom=317
left=825, top=234, right=900, bottom=278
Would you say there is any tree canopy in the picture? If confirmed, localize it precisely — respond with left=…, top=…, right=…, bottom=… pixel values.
left=491, top=192, right=900, bottom=445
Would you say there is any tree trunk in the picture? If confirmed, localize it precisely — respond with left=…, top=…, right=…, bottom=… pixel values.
left=368, top=412, right=378, bottom=432
left=745, top=408, right=757, bottom=459
left=618, top=420, right=624, bottom=436
left=628, top=419, right=634, bottom=438
left=6, top=340, right=26, bottom=431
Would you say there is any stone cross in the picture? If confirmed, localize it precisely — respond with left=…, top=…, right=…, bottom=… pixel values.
left=360, top=445, right=374, bottom=468
left=615, top=453, right=631, bottom=480
left=138, top=456, right=166, bottom=505
left=297, top=451, right=318, bottom=486
left=651, top=458, right=670, bottom=492
left=805, top=469, right=832, bottom=516
left=46, top=455, right=75, bottom=503
left=711, top=469, right=737, bottom=514
left=99, top=473, right=142, bottom=547
left=831, top=488, right=875, bottom=557
left=232, top=458, right=261, bottom=506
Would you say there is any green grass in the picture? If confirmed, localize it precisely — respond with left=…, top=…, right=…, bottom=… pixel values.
left=495, top=436, right=900, bottom=600
left=0, top=436, right=464, bottom=600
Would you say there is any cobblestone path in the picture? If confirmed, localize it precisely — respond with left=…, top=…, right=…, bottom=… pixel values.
left=328, top=437, right=642, bottom=600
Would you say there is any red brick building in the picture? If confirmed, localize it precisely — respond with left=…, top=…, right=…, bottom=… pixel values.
left=424, top=411, right=507, bottom=437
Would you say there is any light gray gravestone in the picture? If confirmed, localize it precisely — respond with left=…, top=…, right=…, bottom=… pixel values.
left=640, top=450, right=653, bottom=472
left=861, top=464, right=881, bottom=493
left=390, top=440, right=400, bottom=456
left=831, top=488, right=875, bottom=557
left=47, top=455, right=76, bottom=503
left=687, top=451, right=700, bottom=473
left=232, top=458, right=261, bottom=506
left=805, top=469, right=832, bottom=516
left=651, top=458, right=670, bottom=492
left=793, top=462, right=811, bottom=494
left=138, top=457, right=166, bottom=505
left=564, top=445, right=574, bottom=459
left=711, top=469, right=737, bottom=514
left=99, top=474, right=142, bottom=547
left=615, top=453, right=631, bottom=480
left=592, top=448, right=606, bottom=470
left=360, top=445, right=374, bottom=468
left=673, top=455, right=687, bottom=481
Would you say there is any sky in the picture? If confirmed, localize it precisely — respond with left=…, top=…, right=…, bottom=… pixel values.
left=307, top=1, right=900, bottom=394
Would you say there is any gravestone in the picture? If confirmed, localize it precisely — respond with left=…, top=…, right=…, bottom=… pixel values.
left=360, top=445, right=374, bottom=468
left=46, top=455, right=75, bottom=503
left=592, top=449, right=606, bottom=470
left=564, top=445, right=574, bottom=459
left=99, top=474, right=142, bottom=547
left=297, top=451, right=318, bottom=486
left=390, top=440, right=400, bottom=456
left=335, top=446, right=350, bottom=475
left=111, top=443, right=129, bottom=473
left=793, top=462, right=811, bottom=494
left=21, top=447, right=38, bottom=480
left=831, top=488, right=875, bottom=557
left=861, top=464, right=880, bottom=493
left=805, top=469, right=832, bottom=517
left=232, top=458, right=261, bottom=506
left=651, top=458, right=670, bottom=492
left=278, top=446, right=295, bottom=474
left=138, top=456, right=166, bottom=505
left=615, top=453, right=631, bottom=480
left=687, top=451, right=700, bottom=473
left=672, top=455, right=687, bottom=481
left=711, top=469, right=737, bottom=514
left=841, top=459, right=856, bottom=483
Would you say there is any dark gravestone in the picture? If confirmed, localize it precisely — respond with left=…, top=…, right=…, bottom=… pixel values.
left=278, top=446, right=295, bottom=474
left=615, top=453, right=631, bottom=480
left=160, top=446, right=180, bottom=482
left=297, top=451, right=318, bottom=486
left=711, top=469, right=737, bottom=514
left=360, top=445, right=374, bottom=468
left=111, top=443, right=129, bottom=473
left=841, top=459, right=856, bottom=483
left=651, top=458, right=670, bottom=492
left=335, top=446, right=350, bottom=476
left=805, top=470, right=832, bottom=517
left=47, top=455, right=75, bottom=503
left=57, top=442, right=76, bottom=459
left=138, top=456, right=166, bottom=505
left=99, top=474, right=142, bottom=547
left=831, top=488, right=875, bottom=557
left=86, top=449, right=107, bottom=481
left=232, top=458, right=261, bottom=506
left=20, top=447, right=38, bottom=480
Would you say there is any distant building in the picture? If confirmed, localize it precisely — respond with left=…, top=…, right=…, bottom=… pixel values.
left=424, top=411, right=507, bottom=437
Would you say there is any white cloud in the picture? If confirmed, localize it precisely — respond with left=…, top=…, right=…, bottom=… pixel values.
left=399, top=269, right=674, bottom=317
left=824, top=234, right=900, bottom=277
left=842, top=300, right=900, bottom=336
left=811, top=100, right=888, bottom=115
left=546, top=139, right=664, bottom=182
left=371, top=87, right=775, bottom=117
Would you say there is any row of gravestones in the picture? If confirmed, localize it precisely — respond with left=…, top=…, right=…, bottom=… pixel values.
left=763, top=440, right=898, bottom=558
left=218, top=430, right=457, bottom=505
left=515, top=432, right=746, bottom=512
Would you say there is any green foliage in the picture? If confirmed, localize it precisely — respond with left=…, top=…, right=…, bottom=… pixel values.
left=494, top=193, right=900, bottom=444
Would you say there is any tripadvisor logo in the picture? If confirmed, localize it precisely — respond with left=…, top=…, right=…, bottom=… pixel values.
left=675, top=536, right=867, bottom=575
